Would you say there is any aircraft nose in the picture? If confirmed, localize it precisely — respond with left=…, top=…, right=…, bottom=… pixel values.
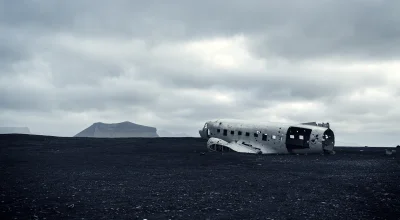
left=199, top=129, right=206, bottom=138
left=199, top=122, right=209, bottom=139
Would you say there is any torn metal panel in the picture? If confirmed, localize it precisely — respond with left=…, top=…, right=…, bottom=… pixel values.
left=301, top=122, right=330, bottom=128
left=207, top=138, right=262, bottom=154
left=199, top=119, right=335, bottom=155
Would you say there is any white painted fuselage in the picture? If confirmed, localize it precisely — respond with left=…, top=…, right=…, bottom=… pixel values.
left=199, top=119, right=335, bottom=154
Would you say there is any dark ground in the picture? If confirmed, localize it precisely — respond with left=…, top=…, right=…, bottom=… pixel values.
left=0, top=134, right=399, bottom=220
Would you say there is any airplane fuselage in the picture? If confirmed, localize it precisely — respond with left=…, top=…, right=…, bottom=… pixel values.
left=199, top=119, right=335, bottom=154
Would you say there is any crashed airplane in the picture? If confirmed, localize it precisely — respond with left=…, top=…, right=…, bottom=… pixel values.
left=199, top=119, right=335, bottom=155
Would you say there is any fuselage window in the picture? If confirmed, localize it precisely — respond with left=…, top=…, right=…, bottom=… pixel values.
left=262, top=134, right=267, bottom=141
left=245, top=132, right=250, bottom=136
left=223, top=129, right=227, bottom=136
left=254, top=133, right=258, bottom=137
left=217, top=129, right=220, bottom=133
left=238, top=131, right=242, bottom=135
left=272, top=135, right=276, bottom=140
left=231, top=130, right=234, bottom=135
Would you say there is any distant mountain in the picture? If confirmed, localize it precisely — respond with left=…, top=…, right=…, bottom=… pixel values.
left=0, top=127, right=31, bottom=134
left=157, top=130, right=191, bottom=137
left=74, top=121, right=159, bottom=138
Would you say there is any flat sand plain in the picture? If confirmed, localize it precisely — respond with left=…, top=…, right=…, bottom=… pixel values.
left=0, top=134, right=399, bottom=220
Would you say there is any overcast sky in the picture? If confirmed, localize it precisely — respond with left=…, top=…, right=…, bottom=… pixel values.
left=1, top=0, right=399, bottom=146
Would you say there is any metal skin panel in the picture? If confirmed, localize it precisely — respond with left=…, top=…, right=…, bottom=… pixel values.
left=199, top=119, right=335, bottom=155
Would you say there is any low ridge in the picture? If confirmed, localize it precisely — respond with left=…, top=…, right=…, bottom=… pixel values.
left=0, top=127, right=31, bottom=134
left=157, top=129, right=191, bottom=137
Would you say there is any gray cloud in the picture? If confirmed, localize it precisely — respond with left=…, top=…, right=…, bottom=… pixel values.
left=0, top=28, right=34, bottom=74
left=3, top=0, right=399, bottom=59
left=0, top=0, right=399, bottom=146
left=249, top=0, right=400, bottom=60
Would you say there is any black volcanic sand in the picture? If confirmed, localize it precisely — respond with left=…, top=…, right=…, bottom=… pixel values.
left=0, top=134, right=399, bottom=220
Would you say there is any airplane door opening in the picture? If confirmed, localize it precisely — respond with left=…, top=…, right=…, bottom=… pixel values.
left=322, top=129, right=335, bottom=152
left=285, top=127, right=312, bottom=151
